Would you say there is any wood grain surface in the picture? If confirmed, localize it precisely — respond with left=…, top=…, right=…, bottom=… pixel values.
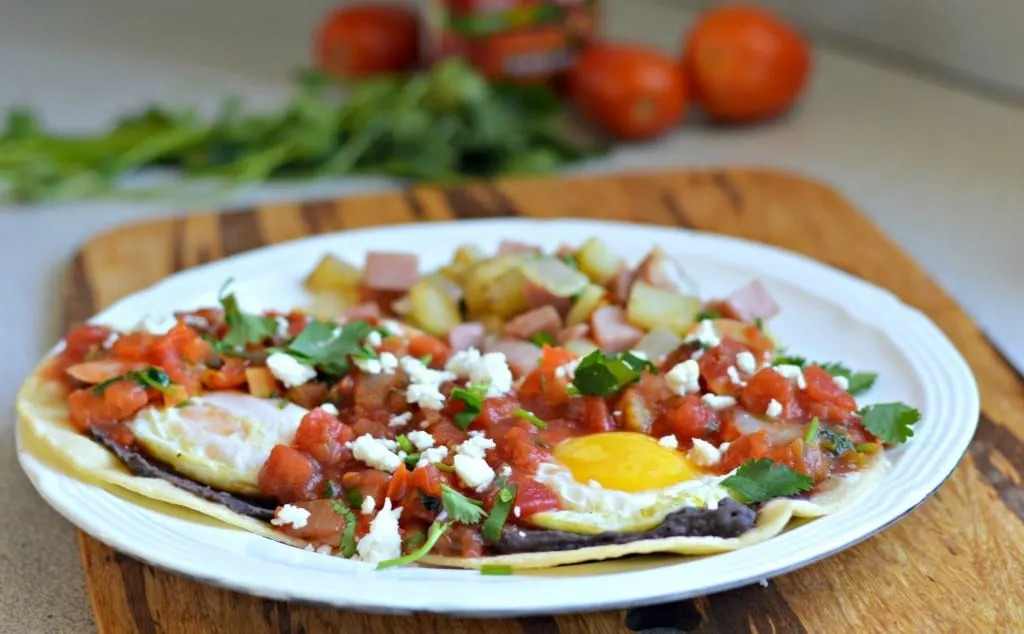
left=62, top=169, right=1024, bottom=633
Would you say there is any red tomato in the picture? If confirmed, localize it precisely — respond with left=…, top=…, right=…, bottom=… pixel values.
left=110, top=332, right=154, bottom=362
left=407, top=334, right=450, bottom=367
left=697, top=336, right=746, bottom=395
left=66, top=381, right=150, bottom=432
left=258, top=445, right=319, bottom=502
left=582, top=396, right=615, bottom=432
left=314, top=5, right=420, bottom=79
left=200, top=357, right=247, bottom=390
left=799, top=365, right=857, bottom=422
left=739, top=367, right=795, bottom=418
left=719, top=429, right=771, bottom=472
left=568, top=42, right=688, bottom=140
left=511, top=476, right=561, bottom=518
left=386, top=463, right=411, bottom=502
left=652, top=394, right=717, bottom=444
left=500, top=425, right=551, bottom=472
left=294, top=408, right=354, bottom=466
left=682, top=5, right=810, bottom=123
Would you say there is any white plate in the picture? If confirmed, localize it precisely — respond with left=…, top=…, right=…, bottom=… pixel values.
left=17, top=218, right=978, bottom=617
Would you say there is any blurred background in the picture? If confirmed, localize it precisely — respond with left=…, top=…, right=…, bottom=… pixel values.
left=0, top=1, right=1021, bottom=631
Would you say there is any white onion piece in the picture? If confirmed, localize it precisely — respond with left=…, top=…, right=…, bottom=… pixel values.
left=729, top=409, right=806, bottom=444
left=633, top=327, right=683, bottom=364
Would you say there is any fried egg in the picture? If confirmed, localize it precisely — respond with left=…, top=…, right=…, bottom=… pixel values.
left=529, top=432, right=732, bottom=534
left=128, top=392, right=307, bottom=496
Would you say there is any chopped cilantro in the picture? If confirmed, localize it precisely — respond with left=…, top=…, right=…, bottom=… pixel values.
left=440, top=484, right=487, bottom=524
left=695, top=308, right=722, bottom=321
left=376, top=521, right=450, bottom=570
left=481, top=481, right=517, bottom=543
left=754, top=317, right=764, bottom=332
left=396, top=434, right=414, bottom=454
left=419, top=354, right=433, bottom=366
left=93, top=366, right=175, bottom=396
left=219, top=284, right=279, bottom=347
left=722, top=458, right=814, bottom=504
left=480, top=564, right=514, bottom=575
left=529, top=332, right=557, bottom=347
left=345, top=488, right=364, bottom=508
left=513, top=408, right=548, bottom=430
left=330, top=500, right=358, bottom=558
left=323, top=480, right=338, bottom=499
left=803, top=417, right=820, bottom=444
left=819, top=362, right=878, bottom=395
left=571, top=350, right=656, bottom=396
left=286, top=320, right=371, bottom=377
left=404, top=452, right=421, bottom=469
left=450, top=384, right=487, bottom=430
left=818, top=427, right=855, bottom=455
left=772, top=355, right=807, bottom=367
left=859, top=402, right=920, bottom=444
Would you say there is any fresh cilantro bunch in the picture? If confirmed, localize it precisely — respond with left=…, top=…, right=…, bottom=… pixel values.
left=571, top=350, right=656, bottom=396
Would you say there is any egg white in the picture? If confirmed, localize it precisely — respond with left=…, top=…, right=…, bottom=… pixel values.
left=128, top=392, right=307, bottom=495
left=529, top=462, right=733, bottom=534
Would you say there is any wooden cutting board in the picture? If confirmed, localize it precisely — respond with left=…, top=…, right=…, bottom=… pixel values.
left=63, top=169, right=1024, bottom=633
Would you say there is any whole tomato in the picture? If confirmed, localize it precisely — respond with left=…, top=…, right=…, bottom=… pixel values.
left=683, top=5, right=810, bottom=123
left=315, top=5, right=420, bottom=79
left=568, top=43, right=688, bottom=141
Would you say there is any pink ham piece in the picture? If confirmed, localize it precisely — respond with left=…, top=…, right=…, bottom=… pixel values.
left=447, top=322, right=486, bottom=352
left=557, top=323, right=590, bottom=344
left=503, top=305, right=562, bottom=340
left=496, top=240, right=540, bottom=256
left=721, top=281, right=780, bottom=323
left=363, top=251, right=420, bottom=292
left=484, top=338, right=542, bottom=376
left=523, top=280, right=572, bottom=316
left=590, top=306, right=643, bottom=353
left=608, top=266, right=636, bottom=305
left=343, top=302, right=381, bottom=322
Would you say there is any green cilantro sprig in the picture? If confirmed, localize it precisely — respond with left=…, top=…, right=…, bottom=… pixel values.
left=529, top=332, right=556, bottom=347
left=219, top=283, right=279, bottom=348
left=285, top=319, right=371, bottom=377
left=92, top=366, right=176, bottom=396
left=376, top=521, right=451, bottom=570
left=440, top=484, right=487, bottom=524
left=859, top=402, right=920, bottom=444
left=450, top=384, right=487, bottom=431
left=819, top=362, right=878, bottom=395
left=330, top=500, right=358, bottom=558
left=571, top=350, right=656, bottom=396
left=722, top=459, right=814, bottom=504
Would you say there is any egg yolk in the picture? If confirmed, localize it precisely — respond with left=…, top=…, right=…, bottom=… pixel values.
left=553, top=432, right=700, bottom=492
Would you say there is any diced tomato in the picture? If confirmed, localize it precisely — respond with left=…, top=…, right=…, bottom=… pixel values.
left=476, top=397, right=518, bottom=428
left=340, top=469, right=391, bottom=505
left=719, top=429, right=771, bottom=472
left=427, top=419, right=467, bottom=448
left=740, top=367, right=795, bottom=418
left=510, top=476, right=561, bottom=518
left=111, top=332, right=154, bottom=362
left=769, top=439, right=830, bottom=481
left=433, top=524, right=485, bottom=558
left=281, top=499, right=346, bottom=541
left=376, top=335, right=407, bottom=357
left=66, top=381, right=150, bottom=432
left=500, top=425, right=551, bottom=472
left=353, top=372, right=401, bottom=412
left=652, top=394, right=718, bottom=444
left=582, top=396, right=615, bottom=432
left=407, top=334, right=450, bottom=367
left=294, top=408, right=354, bottom=466
left=147, top=323, right=210, bottom=393
left=409, top=464, right=443, bottom=496
left=49, top=324, right=114, bottom=379
left=258, top=445, right=319, bottom=502
left=519, top=346, right=574, bottom=410
left=697, top=336, right=746, bottom=395
left=351, top=417, right=389, bottom=438
left=539, top=345, right=575, bottom=372
left=799, top=365, right=857, bottom=422
left=200, top=357, right=247, bottom=390
left=386, top=463, right=411, bottom=502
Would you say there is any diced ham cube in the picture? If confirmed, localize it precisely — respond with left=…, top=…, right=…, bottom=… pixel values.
left=503, top=306, right=562, bottom=340
left=590, top=306, right=643, bottom=353
left=496, top=240, right=540, bottom=256
left=608, top=266, right=636, bottom=305
left=557, top=323, right=590, bottom=344
left=363, top=252, right=420, bottom=292
left=721, top=281, right=780, bottom=323
left=484, top=338, right=542, bottom=376
left=555, top=244, right=575, bottom=257
left=523, top=280, right=572, bottom=316
left=635, top=248, right=691, bottom=292
left=447, top=322, right=486, bottom=352
left=344, top=302, right=381, bottom=321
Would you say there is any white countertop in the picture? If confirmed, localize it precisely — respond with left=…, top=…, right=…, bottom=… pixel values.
left=1, top=0, right=1021, bottom=631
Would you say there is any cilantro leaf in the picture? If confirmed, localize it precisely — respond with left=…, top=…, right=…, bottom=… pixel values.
left=529, top=332, right=556, bottom=347
left=93, top=366, right=175, bottom=396
left=722, top=458, right=814, bottom=504
left=817, top=427, right=855, bottom=456
left=859, top=402, right=920, bottom=444
left=772, top=355, right=807, bottom=367
left=513, top=408, right=547, bottom=430
left=330, top=500, right=358, bottom=558
left=695, top=308, right=721, bottom=322
left=450, top=384, right=487, bottom=431
left=440, top=484, right=486, bottom=524
left=219, top=288, right=279, bottom=347
left=572, top=350, right=656, bottom=396
left=377, top=521, right=450, bottom=569
left=286, top=320, right=371, bottom=377
left=819, top=362, right=878, bottom=395
left=482, top=482, right=517, bottom=543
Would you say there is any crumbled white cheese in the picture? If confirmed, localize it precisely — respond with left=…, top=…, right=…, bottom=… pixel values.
left=765, top=398, right=783, bottom=418
left=315, top=545, right=334, bottom=555
left=275, top=316, right=290, bottom=338
left=628, top=350, right=648, bottom=360
left=140, top=313, right=178, bottom=335
left=685, top=319, right=721, bottom=348
left=356, top=499, right=403, bottom=563
left=513, top=506, right=522, bottom=518
left=379, top=319, right=405, bottom=338
left=658, top=435, right=679, bottom=449
left=701, top=394, right=737, bottom=410
left=456, top=434, right=496, bottom=460
left=406, top=430, right=435, bottom=451
left=101, top=331, right=120, bottom=349
left=366, top=330, right=383, bottom=348
left=388, top=411, right=413, bottom=428
left=726, top=366, right=746, bottom=386
left=351, top=434, right=403, bottom=472
left=665, top=359, right=701, bottom=396
left=833, top=375, right=850, bottom=391
left=320, top=403, right=339, bottom=416
left=444, top=348, right=513, bottom=396
left=270, top=504, right=310, bottom=529
left=266, top=352, right=317, bottom=388
left=454, top=455, right=495, bottom=492
left=773, top=364, right=807, bottom=389
left=498, top=464, right=512, bottom=477
left=553, top=359, right=580, bottom=380
left=688, top=438, right=722, bottom=467
left=416, top=445, right=449, bottom=468
left=361, top=495, right=377, bottom=516
left=735, top=351, right=757, bottom=375
left=401, top=356, right=455, bottom=410
left=354, top=356, right=383, bottom=375
left=406, top=383, right=446, bottom=410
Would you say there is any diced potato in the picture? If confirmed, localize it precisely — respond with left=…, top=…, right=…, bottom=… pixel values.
left=626, top=281, right=701, bottom=334
left=619, top=387, right=653, bottom=433
left=409, top=277, right=463, bottom=336
left=453, top=244, right=485, bottom=266
left=633, top=327, right=683, bottom=364
left=305, top=254, right=362, bottom=293
left=245, top=367, right=279, bottom=398
left=566, top=284, right=607, bottom=326
left=303, top=290, right=358, bottom=320
left=440, top=244, right=486, bottom=285
left=463, top=254, right=529, bottom=317
left=520, top=257, right=589, bottom=298
left=563, top=338, right=598, bottom=358
left=477, top=313, right=507, bottom=334
left=577, top=237, right=622, bottom=285
left=488, top=268, right=529, bottom=318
